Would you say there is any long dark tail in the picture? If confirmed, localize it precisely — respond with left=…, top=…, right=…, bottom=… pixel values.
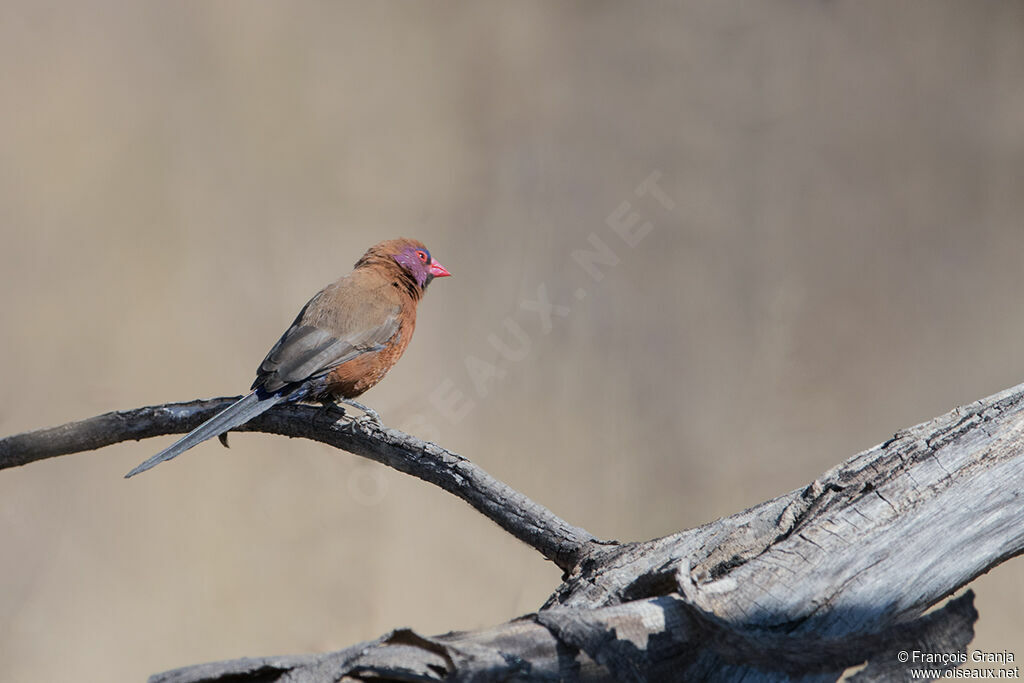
left=124, top=391, right=286, bottom=478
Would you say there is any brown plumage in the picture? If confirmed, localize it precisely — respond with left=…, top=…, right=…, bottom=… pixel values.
left=254, top=239, right=435, bottom=398
left=125, top=238, right=450, bottom=478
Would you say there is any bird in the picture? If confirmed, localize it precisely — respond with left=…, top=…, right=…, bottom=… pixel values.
left=125, top=238, right=450, bottom=478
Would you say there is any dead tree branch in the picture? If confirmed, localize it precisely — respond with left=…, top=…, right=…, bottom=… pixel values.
left=4, top=382, right=1024, bottom=680
left=0, top=398, right=600, bottom=572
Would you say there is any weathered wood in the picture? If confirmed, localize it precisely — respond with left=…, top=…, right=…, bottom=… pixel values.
left=146, top=591, right=978, bottom=682
left=3, top=383, right=1024, bottom=680
left=550, top=382, right=1024, bottom=616
left=0, top=398, right=600, bottom=572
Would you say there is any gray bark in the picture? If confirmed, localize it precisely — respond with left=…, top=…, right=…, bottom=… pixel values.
left=0, top=400, right=599, bottom=572
left=4, top=383, right=1024, bottom=681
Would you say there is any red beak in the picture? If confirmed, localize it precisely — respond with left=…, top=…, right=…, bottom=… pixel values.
left=429, top=259, right=452, bottom=278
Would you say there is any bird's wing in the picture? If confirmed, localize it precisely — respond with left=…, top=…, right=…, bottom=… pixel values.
left=254, top=280, right=401, bottom=392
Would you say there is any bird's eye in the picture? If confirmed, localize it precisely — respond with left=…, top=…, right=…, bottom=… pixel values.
left=416, top=250, right=428, bottom=263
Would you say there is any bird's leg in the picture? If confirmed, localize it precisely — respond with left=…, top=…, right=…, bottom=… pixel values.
left=338, top=398, right=382, bottom=426
left=313, top=398, right=347, bottom=427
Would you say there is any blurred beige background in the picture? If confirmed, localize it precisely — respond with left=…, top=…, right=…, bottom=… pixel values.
left=1, top=2, right=1023, bottom=680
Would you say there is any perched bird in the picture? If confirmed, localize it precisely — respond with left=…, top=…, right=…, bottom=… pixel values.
left=125, top=238, right=450, bottom=478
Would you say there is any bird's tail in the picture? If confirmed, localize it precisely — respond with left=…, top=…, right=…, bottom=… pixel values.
left=124, top=391, right=285, bottom=478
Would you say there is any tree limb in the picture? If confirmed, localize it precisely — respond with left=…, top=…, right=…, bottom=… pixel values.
left=146, top=590, right=978, bottom=682
left=4, top=382, right=1024, bottom=680
left=0, top=398, right=602, bottom=572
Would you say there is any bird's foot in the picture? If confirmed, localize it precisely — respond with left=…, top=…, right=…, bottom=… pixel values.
left=314, top=400, right=348, bottom=427
left=340, top=399, right=382, bottom=428
left=353, top=413, right=381, bottom=428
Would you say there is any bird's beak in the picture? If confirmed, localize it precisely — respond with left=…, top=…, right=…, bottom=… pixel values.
left=429, top=260, right=452, bottom=278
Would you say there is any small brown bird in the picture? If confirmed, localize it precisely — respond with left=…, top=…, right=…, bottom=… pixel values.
left=125, top=238, right=450, bottom=478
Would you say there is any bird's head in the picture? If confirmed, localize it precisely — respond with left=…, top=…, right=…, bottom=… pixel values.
left=356, top=238, right=451, bottom=296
